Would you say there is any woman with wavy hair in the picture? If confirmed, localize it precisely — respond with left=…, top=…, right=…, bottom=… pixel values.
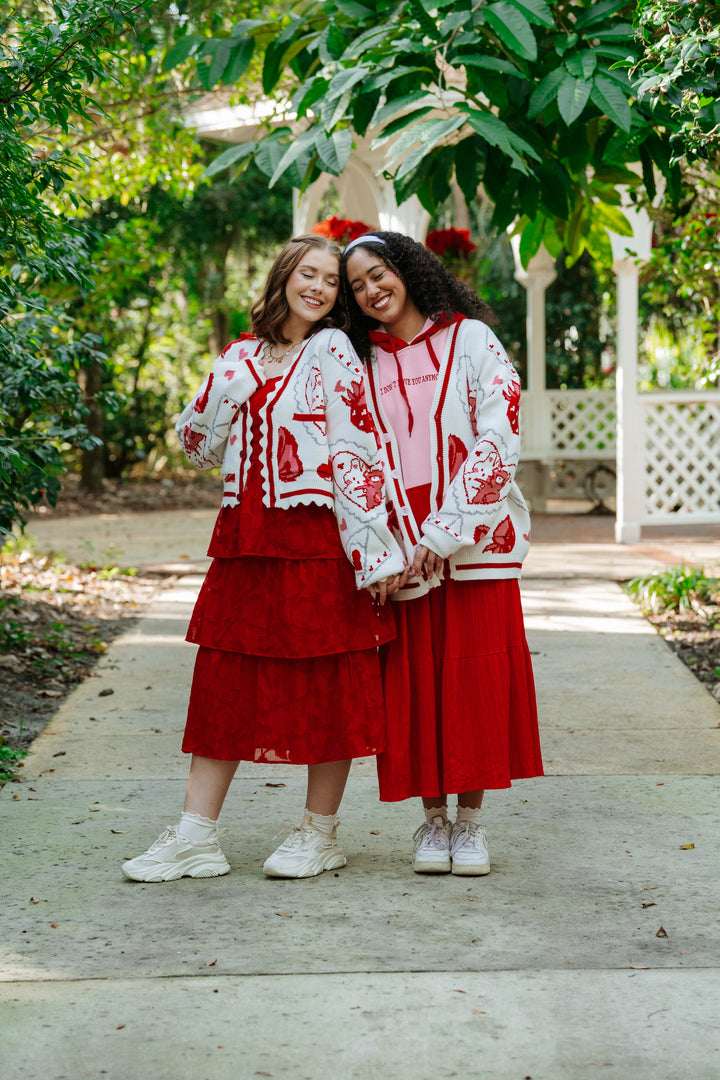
left=122, top=234, right=407, bottom=882
left=341, top=231, right=543, bottom=877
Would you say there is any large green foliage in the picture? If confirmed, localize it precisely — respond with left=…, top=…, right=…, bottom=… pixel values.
left=634, top=0, right=720, bottom=163
left=0, top=0, right=159, bottom=532
left=165, top=0, right=682, bottom=268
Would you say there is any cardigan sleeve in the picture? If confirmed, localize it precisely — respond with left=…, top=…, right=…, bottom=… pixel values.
left=175, top=340, right=265, bottom=470
left=420, top=325, right=522, bottom=560
left=315, top=328, right=406, bottom=588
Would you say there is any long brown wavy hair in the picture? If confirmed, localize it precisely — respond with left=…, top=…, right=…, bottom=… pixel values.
left=250, top=234, right=347, bottom=345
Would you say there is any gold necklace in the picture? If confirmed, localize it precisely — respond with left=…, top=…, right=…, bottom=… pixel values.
left=262, top=338, right=304, bottom=365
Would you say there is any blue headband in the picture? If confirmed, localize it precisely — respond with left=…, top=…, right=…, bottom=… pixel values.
left=344, top=234, right=387, bottom=254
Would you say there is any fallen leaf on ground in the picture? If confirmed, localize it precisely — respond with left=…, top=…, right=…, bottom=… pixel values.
left=629, top=962, right=649, bottom=969
left=275, top=912, right=292, bottom=917
left=656, top=926, right=668, bottom=938
left=679, top=843, right=695, bottom=850
left=205, top=959, right=217, bottom=966
left=264, top=782, right=285, bottom=788
left=369, top=829, right=380, bottom=835
left=642, top=902, right=656, bottom=909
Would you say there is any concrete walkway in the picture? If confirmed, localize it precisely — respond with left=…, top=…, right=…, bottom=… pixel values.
left=2, top=513, right=720, bottom=1079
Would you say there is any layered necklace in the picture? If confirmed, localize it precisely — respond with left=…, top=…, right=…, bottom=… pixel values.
left=261, top=337, right=306, bottom=368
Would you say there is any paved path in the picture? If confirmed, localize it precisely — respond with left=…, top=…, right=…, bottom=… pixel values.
left=2, top=513, right=720, bottom=1079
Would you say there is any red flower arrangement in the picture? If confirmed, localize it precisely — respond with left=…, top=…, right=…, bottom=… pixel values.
left=311, top=216, right=374, bottom=244
left=425, top=227, right=477, bottom=259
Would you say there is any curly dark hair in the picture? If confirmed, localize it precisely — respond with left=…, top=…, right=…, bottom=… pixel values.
left=340, top=231, right=496, bottom=361
left=251, top=234, right=348, bottom=344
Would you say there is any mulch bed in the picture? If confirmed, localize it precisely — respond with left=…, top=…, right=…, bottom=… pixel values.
left=644, top=608, right=720, bottom=707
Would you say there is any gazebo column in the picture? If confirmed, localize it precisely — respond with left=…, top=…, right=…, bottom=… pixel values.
left=613, top=258, right=644, bottom=543
left=609, top=202, right=653, bottom=544
left=510, top=240, right=557, bottom=511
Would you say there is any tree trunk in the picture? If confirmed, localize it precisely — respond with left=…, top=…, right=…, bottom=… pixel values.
left=79, top=359, right=105, bottom=494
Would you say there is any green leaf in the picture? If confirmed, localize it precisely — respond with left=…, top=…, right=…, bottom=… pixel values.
left=591, top=76, right=632, bottom=132
left=200, top=142, right=256, bottom=180
left=408, top=0, right=438, bottom=35
left=592, top=201, right=634, bottom=237
left=455, top=55, right=521, bottom=76
left=343, top=25, right=395, bottom=61
left=565, top=51, right=598, bottom=80
left=465, top=109, right=541, bottom=172
left=162, top=35, right=203, bottom=73
left=372, top=91, right=434, bottom=129
left=574, top=0, right=629, bottom=33
left=321, top=66, right=371, bottom=131
left=528, top=67, right=565, bottom=117
left=315, top=129, right=353, bottom=174
left=223, top=38, right=254, bottom=84
left=518, top=214, right=545, bottom=266
left=454, top=136, right=486, bottom=206
left=269, top=127, right=318, bottom=187
left=485, top=2, right=537, bottom=61
left=388, top=116, right=467, bottom=181
left=371, top=108, right=435, bottom=148
left=506, top=0, right=554, bottom=28
left=557, top=74, right=592, bottom=126
left=334, top=0, right=373, bottom=16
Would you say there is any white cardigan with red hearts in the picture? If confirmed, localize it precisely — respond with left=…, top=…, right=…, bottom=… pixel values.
left=363, top=317, right=532, bottom=599
left=176, top=327, right=406, bottom=589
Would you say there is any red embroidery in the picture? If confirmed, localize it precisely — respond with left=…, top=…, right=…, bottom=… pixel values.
left=277, top=427, right=303, bottom=482
left=183, top=427, right=205, bottom=455
left=483, top=516, right=516, bottom=554
left=317, top=461, right=332, bottom=480
left=463, top=442, right=511, bottom=505
left=194, top=373, right=213, bottom=413
left=351, top=549, right=363, bottom=570
left=336, top=378, right=374, bottom=432
left=448, top=434, right=468, bottom=482
left=503, top=380, right=520, bottom=435
left=332, top=451, right=384, bottom=510
left=473, top=523, right=490, bottom=543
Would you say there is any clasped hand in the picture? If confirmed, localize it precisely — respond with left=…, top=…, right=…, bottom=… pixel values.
left=365, top=545, right=443, bottom=605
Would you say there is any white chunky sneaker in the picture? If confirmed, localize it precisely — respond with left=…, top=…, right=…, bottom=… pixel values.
left=121, top=825, right=230, bottom=882
left=411, top=816, right=451, bottom=873
left=263, top=815, right=346, bottom=878
left=450, top=821, right=491, bottom=876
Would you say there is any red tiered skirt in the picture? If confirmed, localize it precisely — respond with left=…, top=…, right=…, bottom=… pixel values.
left=377, top=485, right=543, bottom=801
left=182, top=379, right=396, bottom=765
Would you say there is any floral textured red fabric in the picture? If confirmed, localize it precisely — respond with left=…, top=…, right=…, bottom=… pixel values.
left=182, top=379, right=396, bottom=764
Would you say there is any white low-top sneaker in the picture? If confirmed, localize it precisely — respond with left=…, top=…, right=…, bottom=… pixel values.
left=411, top=817, right=452, bottom=873
left=122, top=825, right=230, bottom=882
left=263, top=816, right=346, bottom=878
left=450, top=821, right=491, bottom=876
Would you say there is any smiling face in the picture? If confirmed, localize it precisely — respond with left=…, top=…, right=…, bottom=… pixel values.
left=284, top=248, right=340, bottom=333
left=345, top=247, right=409, bottom=328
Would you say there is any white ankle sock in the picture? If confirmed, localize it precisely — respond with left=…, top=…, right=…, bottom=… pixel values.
left=303, top=809, right=337, bottom=835
left=424, top=805, right=448, bottom=825
left=179, top=812, right=218, bottom=842
left=456, top=805, right=483, bottom=826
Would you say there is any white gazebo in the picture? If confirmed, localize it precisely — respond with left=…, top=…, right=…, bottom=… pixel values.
left=186, top=99, right=720, bottom=540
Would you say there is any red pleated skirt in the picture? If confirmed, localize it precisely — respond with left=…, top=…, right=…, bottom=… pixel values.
left=377, top=577, right=543, bottom=801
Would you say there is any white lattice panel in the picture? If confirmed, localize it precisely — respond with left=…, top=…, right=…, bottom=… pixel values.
left=548, top=391, right=616, bottom=457
left=643, top=400, right=720, bottom=518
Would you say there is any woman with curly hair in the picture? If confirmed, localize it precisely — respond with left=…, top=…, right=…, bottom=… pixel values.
left=122, top=234, right=407, bottom=883
left=341, top=231, right=543, bottom=876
